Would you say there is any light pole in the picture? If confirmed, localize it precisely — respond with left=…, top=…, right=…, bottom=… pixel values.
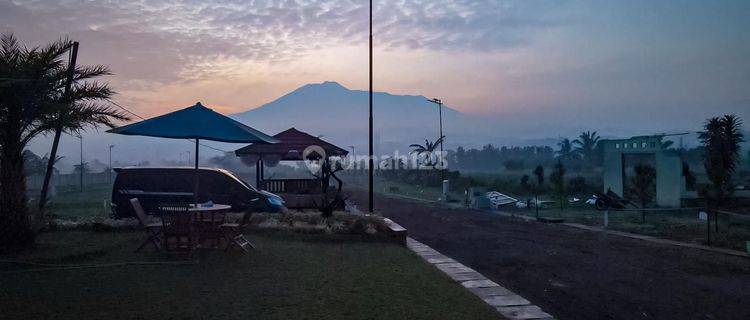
left=427, top=98, right=445, bottom=180
left=108, top=145, right=114, bottom=185
left=78, top=135, right=83, bottom=193
left=368, top=0, right=374, bottom=214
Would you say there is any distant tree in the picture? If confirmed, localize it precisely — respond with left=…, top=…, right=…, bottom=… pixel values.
left=699, top=115, right=744, bottom=207
left=73, top=162, right=90, bottom=175
left=629, top=164, right=656, bottom=223
left=409, top=136, right=445, bottom=168
left=532, top=165, right=544, bottom=218
left=533, top=165, right=545, bottom=190
left=550, top=161, right=566, bottom=210
left=682, top=161, right=696, bottom=191
left=555, top=138, right=578, bottom=163
left=568, top=176, right=588, bottom=195
left=573, top=131, right=600, bottom=167
left=520, top=174, right=530, bottom=192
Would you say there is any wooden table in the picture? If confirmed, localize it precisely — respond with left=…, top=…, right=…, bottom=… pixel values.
left=189, top=204, right=232, bottom=248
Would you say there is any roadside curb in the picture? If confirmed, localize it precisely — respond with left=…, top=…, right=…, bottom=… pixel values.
left=406, top=237, right=555, bottom=320
left=493, top=211, right=750, bottom=259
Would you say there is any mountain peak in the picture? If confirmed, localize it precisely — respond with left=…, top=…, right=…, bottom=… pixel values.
left=299, top=81, right=348, bottom=92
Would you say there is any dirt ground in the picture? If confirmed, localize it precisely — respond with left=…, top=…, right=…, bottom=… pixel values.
left=350, top=190, right=750, bottom=320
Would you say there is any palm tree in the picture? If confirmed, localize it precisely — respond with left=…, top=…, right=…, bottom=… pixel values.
left=573, top=131, right=600, bottom=166
left=0, top=34, right=126, bottom=249
left=555, top=138, right=578, bottom=163
left=409, top=136, right=445, bottom=168
left=550, top=160, right=566, bottom=210
left=36, top=40, right=128, bottom=214
left=699, top=114, right=744, bottom=207
left=1, top=34, right=68, bottom=248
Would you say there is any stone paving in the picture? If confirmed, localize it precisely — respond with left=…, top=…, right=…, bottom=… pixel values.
left=406, top=237, right=555, bottom=320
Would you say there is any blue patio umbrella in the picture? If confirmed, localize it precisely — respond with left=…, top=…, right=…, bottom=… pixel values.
left=107, top=102, right=278, bottom=204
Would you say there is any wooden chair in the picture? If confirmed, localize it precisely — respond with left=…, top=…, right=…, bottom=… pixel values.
left=130, top=198, right=162, bottom=252
left=220, top=211, right=254, bottom=252
left=158, top=203, right=196, bottom=258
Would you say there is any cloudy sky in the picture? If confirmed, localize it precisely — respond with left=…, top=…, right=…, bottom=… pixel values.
left=2, top=0, right=749, bottom=134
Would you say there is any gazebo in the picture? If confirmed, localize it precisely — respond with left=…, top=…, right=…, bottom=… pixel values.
left=235, top=128, right=348, bottom=202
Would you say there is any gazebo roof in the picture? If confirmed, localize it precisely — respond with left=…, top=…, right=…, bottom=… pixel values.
left=234, top=128, right=348, bottom=160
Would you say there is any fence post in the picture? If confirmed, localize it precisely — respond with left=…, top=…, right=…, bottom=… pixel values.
left=706, top=209, right=711, bottom=246
left=714, top=210, right=718, bottom=232
left=603, top=209, right=609, bottom=229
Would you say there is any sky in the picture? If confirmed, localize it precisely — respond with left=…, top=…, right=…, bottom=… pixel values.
left=2, top=0, right=749, bottom=136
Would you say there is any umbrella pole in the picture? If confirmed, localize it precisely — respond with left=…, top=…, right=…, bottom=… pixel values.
left=194, top=138, right=199, bottom=206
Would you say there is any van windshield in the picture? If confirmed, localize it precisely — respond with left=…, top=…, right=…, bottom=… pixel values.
left=223, top=170, right=257, bottom=191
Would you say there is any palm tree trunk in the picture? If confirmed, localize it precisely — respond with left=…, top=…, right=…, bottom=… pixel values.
left=0, top=139, right=35, bottom=250
left=37, top=127, right=62, bottom=214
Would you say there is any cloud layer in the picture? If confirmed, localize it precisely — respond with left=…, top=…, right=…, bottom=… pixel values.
left=1, top=0, right=559, bottom=84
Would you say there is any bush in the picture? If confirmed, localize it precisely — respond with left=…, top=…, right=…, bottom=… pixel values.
left=247, top=211, right=389, bottom=236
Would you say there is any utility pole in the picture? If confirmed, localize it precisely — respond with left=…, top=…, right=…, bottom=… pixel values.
left=108, top=145, right=114, bottom=185
left=39, top=41, right=78, bottom=210
left=427, top=98, right=445, bottom=180
left=368, top=0, right=374, bottom=214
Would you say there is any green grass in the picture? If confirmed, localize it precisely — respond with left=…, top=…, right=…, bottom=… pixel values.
left=509, top=206, right=750, bottom=252
left=46, top=184, right=112, bottom=219
left=371, top=177, right=750, bottom=252
left=0, top=230, right=501, bottom=320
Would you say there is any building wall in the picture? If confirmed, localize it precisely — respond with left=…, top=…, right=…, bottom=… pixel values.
left=655, top=152, right=682, bottom=207
left=601, top=136, right=683, bottom=207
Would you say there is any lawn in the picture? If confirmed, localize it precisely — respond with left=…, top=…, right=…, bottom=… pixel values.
left=505, top=205, right=750, bottom=252
left=46, top=184, right=112, bottom=219
left=0, top=230, right=501, bottom=320
left=368, top=177, right=750, bottom=252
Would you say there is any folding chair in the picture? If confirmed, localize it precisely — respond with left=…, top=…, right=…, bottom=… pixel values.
left=130, top=198, right=162, bottom=252
left=220, top=211, right=254, bottom=252
left=159, top=203, right=196, bottom=258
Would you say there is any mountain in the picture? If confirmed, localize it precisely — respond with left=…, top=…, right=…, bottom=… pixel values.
left=232, top=81, right=477, bottom=155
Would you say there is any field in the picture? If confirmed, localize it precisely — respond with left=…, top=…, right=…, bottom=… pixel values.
left=0, top=230, right=500, bottom=320
left=369, top=176, right=750, bottom=252
left=46, top=184, right=113, bottom=220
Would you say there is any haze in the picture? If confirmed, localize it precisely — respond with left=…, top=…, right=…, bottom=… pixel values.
left=3, top=0, right=750, bottom=165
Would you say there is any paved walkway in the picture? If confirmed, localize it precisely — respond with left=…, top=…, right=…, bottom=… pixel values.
left=407, top=237, right=554, bottom=320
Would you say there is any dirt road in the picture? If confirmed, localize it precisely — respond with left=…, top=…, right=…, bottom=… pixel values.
left=350, top=191, right=750, bottom=320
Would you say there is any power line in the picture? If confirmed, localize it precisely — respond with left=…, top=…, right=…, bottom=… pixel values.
left=107, top=100, right=231, bottom=153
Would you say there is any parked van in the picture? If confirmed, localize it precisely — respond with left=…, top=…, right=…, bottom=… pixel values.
left=111, top=167, right=283, bottom=219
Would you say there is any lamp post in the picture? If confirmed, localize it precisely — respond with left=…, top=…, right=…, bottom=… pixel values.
left=427, top=98, right=445, bottom=180
left=368, top=0, right=374, bottom=214
left=108, top=145, right=114, bottom=185
left=78, top=135, right=83, bottom=192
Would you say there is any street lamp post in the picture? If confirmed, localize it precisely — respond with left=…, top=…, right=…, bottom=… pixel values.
left=78, top=135, right=83, bottom=193
left=368, top=0, right=374, bottom=214
left=108, top=145, right=114, bottom=185
left=427, top=98, right=445, bottom=180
